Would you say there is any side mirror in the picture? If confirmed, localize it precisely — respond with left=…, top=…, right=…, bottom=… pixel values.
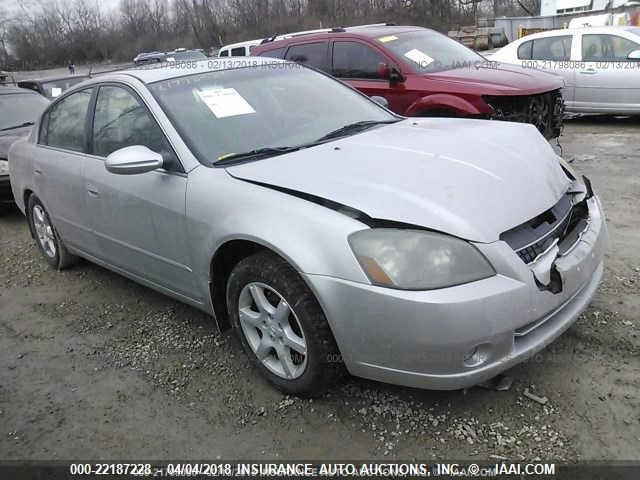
left=105, top=145, right=164, bottom=175
left=377, top=63, right=404, bottom=83
left=370, top=95, right=389, bottom=108
left=389, top=66, right=405, bottom=83
left=627, top=49, right=640, bottom=60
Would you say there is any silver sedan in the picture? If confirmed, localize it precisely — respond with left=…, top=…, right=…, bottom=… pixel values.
left=9, top=58, right=608, bottom=396
left=491, top=26, right=640, bottom=115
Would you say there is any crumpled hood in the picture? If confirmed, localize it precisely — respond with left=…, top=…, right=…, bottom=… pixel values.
left=227, top=118, right=571, bottom=243
left=425, top=64, right=563, bottom=95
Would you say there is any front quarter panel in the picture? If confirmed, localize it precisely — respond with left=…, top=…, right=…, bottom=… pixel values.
left=186, top=166, right=371, bottom=298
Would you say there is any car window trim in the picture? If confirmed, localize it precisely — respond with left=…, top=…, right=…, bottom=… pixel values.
left=89, top=81, right=185, bottom=174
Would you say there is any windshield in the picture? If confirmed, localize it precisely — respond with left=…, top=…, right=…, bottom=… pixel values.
left=380, top=30, right=485, bottom=73
left=41, top=77, right=87, bottom=98
left=0, top=93, right=49, bottom=130
left=149, top=63, right=396, bottom=165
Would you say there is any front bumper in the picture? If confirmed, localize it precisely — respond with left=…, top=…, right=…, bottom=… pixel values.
left=304, top=196, right=607, bottom=390
left=0, top=174, right=14, bottom=205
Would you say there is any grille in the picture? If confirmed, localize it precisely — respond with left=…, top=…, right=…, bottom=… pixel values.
left=514, top=208, right=574, bottom=264
left=500, top=193, right=587, bottom=265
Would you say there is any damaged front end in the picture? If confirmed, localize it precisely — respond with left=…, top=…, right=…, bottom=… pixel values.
left=500, top=175, right=599, bottom=294
left=484, top=89, right=564, bottom=140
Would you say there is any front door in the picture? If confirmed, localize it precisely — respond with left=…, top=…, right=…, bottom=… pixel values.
left=575, top=33, right=640, bottom=113
left=330, top=40, right=411, bottom=114
left=83, top=84, right=198, bottom=300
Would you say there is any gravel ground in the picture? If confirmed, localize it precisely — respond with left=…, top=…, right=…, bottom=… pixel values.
left=1, top=116, right=639, bottom=461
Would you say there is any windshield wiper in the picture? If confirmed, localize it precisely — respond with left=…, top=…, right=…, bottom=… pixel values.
left=0, top=121, right=34, bottom=132
left=214, top=146, right=303, bottom=165
left=213, top=119, right=400, bottom=165
left=315, top=119, right=400, bottom=142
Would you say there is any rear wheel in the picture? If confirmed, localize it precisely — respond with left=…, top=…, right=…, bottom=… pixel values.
left=27, top=195, right=78, bottom=270
left=226, top=251, right=344, bottom=396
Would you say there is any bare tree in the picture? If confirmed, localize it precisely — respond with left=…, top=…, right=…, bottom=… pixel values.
left=4, top=0, right=541, bottom=68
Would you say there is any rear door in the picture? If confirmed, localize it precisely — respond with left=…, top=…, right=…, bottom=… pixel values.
left=34, top=88, right=95, bottom=251
left=575, top=32, right=640, bottom=113
left=83, top=83, right=197, bottom=299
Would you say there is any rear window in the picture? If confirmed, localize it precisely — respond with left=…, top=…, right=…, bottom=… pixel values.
left=45, top=89, right=92, bottom=152
left=517, top=41, right=533, bottom=60
left=532, top=36, right=572, bottom=61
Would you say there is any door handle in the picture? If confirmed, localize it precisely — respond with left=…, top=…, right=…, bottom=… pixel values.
left=87, top=184, right=100, bottom=197
left=579, top=68, right=597, bottom=74
left=34, top=168, right=42, bottom=175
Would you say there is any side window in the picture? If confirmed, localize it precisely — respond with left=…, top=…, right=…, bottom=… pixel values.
left=219, top=50, right=229, bottom=57
left=531, top=36, right=572, bottom=61
left=92, top=86, right=180, bottom=171
left=285, top=42, right=329, bottom=71
left=332, top=41, right=386, bottom=79
left=231, top=47, right=245, bottom=57
left=517, top=40, right=533, bottom=60
left=582, top=34, right=640, bottom=61
left=259, top=47, right=286, bottom=59
left=46, top=89, right=92, bottom=152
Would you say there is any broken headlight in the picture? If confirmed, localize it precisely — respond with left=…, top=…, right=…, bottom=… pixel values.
left=349, top=229, right=495, bottom=290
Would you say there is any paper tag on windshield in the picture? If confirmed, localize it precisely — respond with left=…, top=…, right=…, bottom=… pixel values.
left=51, top=87, right=62, bottom=97
left=197, top=88, right=255, bottom=118
left=378, top=35, right=398, bottom=43
left=404, top=49, right=434, bottom=67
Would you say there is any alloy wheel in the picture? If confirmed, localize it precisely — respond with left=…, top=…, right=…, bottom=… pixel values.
left=237, top=282, right=307, bottom=379
left=32, top=204, right=57, bottom=258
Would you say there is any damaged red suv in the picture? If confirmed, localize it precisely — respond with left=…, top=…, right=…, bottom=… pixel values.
left=253, top=25, right=564, bottom=139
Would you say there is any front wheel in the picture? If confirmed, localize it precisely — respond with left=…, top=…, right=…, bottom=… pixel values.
left=226, top=251, right=344, bottom=396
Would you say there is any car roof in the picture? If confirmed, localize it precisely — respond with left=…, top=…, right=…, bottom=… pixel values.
left=18, top=74, right=90, bottom=84
left=221, top=39, right=263, bottom=50
left=257, top=25, right=425, bottom=49
left=0, top=85, right=42, bottom=95
left=86, top=57, right=289, bottom=85
left=518, top=25, right=640, bottom=41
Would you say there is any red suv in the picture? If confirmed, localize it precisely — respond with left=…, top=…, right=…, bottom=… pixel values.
left=253, top=25, right=564, bottom=139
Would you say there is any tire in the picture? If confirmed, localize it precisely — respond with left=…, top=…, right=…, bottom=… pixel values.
left=27, top=195, right=78, bottom=270
left=226, top=250, right=344, bottom=397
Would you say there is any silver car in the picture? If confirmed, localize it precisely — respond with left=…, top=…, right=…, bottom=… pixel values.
left=491, top=26, right=640, bottom=115
left=9, top=58, right=608, bottom=396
